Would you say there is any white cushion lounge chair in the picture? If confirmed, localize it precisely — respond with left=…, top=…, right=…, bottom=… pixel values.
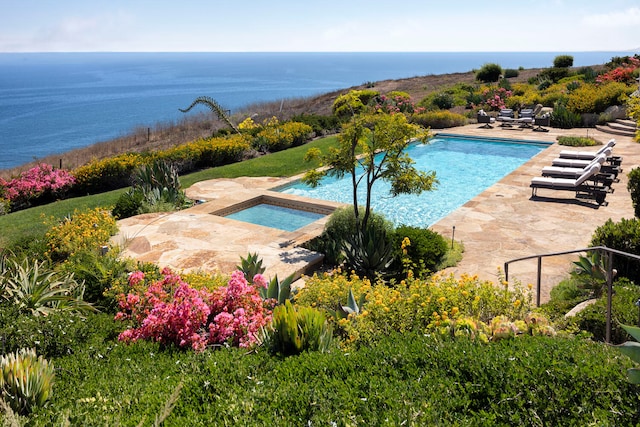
left=530, top=163, right=611, bottom=205
left=541, top=154, right=616, bottom=185
left=477, top=110, right=495, bottom=128
left=558, top=139, right=616, bottom=160
left=552, top=147, right=613, bottom=168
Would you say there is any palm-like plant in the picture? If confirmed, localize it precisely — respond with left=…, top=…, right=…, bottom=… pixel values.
left=571, top=251, right=608, bottom=298
left=0, top=348, right=54, bottom=415
left=2, top=258, right=97, bottom=316
left=179, top=96, right=239, bottom=134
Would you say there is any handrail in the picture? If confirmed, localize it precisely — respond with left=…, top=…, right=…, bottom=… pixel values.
left=504, top=246, right=640, bottom=343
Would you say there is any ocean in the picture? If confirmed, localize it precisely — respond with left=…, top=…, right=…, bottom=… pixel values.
left=0, top=51, right=632, bottom=170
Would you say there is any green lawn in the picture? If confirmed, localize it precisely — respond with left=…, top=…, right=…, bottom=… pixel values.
left=0, top=136, right=338, bottom=248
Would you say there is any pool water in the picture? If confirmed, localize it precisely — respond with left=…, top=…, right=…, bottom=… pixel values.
left=225, top=203, right=326, bottom=232
left=279, top=135, right=548, bottom=227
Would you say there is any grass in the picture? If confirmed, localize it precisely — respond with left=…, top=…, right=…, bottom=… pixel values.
left=0, top=136, right=338, bottom=248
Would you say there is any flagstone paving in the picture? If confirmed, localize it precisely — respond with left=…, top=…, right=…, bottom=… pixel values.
left=112, top=124, right=637, bottom=303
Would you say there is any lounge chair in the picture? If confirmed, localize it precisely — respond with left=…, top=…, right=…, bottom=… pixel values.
left=477, top=110, right=495, bottom=128
left=496, top=109, right=515, bottom=127
left=541, top=154, right=619, bottom=183
left=517, top=108, right=535, bottom=128
left=558, top=139, right=621, bottom=165
left=530, top=163, right=611, bottom=205
left=558, top=139, right=615, bottom=159
left=552, top=147, right=613, bottom=168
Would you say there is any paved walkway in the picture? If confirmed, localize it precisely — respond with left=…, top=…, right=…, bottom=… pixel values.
left=112, top=124, right=637, bottom=303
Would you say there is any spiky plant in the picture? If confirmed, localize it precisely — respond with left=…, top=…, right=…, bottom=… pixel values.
left=617, top=324, right=640, bottom=384
left=342, top=226, right=395, bottom=280
left=237, top=253, right=266, bottom=283
left=179, top=96, right=239, bottom=134
left=571, top=251, right=608, bottom=298
left=2, top=258, right=97, bottom=316
left=0, top=348, right=54, bottom=415
left=259, top=274, right=295, bottom=306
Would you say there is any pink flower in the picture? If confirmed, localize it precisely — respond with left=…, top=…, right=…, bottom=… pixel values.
left=252, top=274, right=268, bottom=289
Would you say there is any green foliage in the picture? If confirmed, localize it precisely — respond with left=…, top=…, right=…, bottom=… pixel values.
left=553, top=55, right=574, bottom=68
left=430, top=92, right=454, bottom=109
left=571, top=251, right=607, bottom=298
left=628, top=167, right=640, bottom=218
left=475, top=63, right=502, bottom=83
left=590, top=218, right=640, bottom=284
left=342, top=225, right=395, bottom=280
left=572, top=281, right=640, bottom=344
left=237, top=252, right=266, bottom=282
left=259, top=274, right=295, bottom=306
left=304, top=207, right=392, bottom=266
left=332, top=89, right=380, bottom=119
left=290, top=113, right=340, bottom=135
left=567, top=82, right=631, bottom=114
left=1, top=257, right=96, bottom=317
left=410, top=110, right=467, bottom=128
left=0, top=348, right=54, bottom=416
left=260, top=300, right=334, bottom=356
left=390, top=225, right=448, bottom=278
left=537, top=67, right=570, bottom=83
left=551, top=101, right=582, bottom=128
left=617, top=324, right=640, bottom=383
left=557, top=136, right=601, bottom=147
left=253, top=120, right=313, bottom=152
left=503, top=68, right=519, bottom=78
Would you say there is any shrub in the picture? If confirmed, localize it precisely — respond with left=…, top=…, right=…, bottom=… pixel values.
left=628, top=168, right=640, bottom=218
left=537, top=67, right=570, bottom=83
left=342, top=224, right=395, bottom=280
left=254, top=121, right=313, bottom=152
left=332, top=89, right=380, bottom=119
left=590, top=218, right=640, bottom=284
left=551, top=101, right=582, bottom=128
left=430, top=92, right=454, bottom=110
left=260, top=300, right=333, bottom=356
left=44, top=207, right=117, bottom=263
left=0, top=164, right=75, bottom=211
left=389, top=225, right=448, bottom=278
left=553, top=55, right=574, bottom=68
left=290, top=113, right=340, bottom=135
left=503, top=68, right=519, bottom=78
left=116, top=269, right=272, bottom=350
left=410, top=111, right=466, bottom=128
left=572, top=281, right=639, bottom=343
left=567, top=82, right=631, bottom=114
left=0, top=348, right=54, bottom=415
left=158, top=134, right=250, bottom=170
left=475, top=63, right=502, bottom=83
left=112, top=188, right=144, bottom=219
left=72, top=153, right=146, bottom=194
left=556, top=136, right=601, bottom=147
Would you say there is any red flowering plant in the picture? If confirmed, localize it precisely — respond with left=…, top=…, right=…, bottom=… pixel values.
left=115, top=268, right=273, bottom=351
left=0, top=163, right=75, bottom=211
left=597, top=57, right=640, bottom=84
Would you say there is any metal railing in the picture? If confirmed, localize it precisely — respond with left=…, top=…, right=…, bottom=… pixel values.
left=504, top=246, right=640, bottom=343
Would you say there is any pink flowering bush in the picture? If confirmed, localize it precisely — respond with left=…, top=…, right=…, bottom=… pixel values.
left=597, top=57, right=640, bottom=84
left=116, top=268, right=272, bottom=351
left=480, top=87, right=512, bottom=111
left=0, top=163, right=75, bottom=211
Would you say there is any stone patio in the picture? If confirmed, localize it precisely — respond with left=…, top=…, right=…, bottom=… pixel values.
left=112, top=124, right=637, bottom=303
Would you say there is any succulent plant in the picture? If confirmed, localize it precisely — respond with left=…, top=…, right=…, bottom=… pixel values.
left=0, top=348, right=54, bottom=415
left=617, top=324, right=640, bottom=384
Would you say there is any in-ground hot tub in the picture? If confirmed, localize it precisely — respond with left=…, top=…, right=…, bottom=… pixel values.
left=211, top=195, right=335, bottom=232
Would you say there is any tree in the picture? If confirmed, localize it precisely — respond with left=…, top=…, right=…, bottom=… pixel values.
left=179, top=96, right=239, bottom=134
left=476, top=63, right=503, bottom=83
left=302, top=113, right=437, bottom=233
left=553, top=55, right=574, bottom=68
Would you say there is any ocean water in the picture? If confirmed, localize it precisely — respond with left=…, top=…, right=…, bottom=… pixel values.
left=0, top=51, right=630, bottom=170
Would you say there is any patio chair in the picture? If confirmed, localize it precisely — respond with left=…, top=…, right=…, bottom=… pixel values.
left=477, top=110, right=495, bottom=128
left=530, top=163, right=611, bottom=205
left=496, top=109, right=515, bottom=127
left=533, top=114, right=550, bottom=132
left=552, top=147, right=613, bottom=168
left=517, top=108, right=535, bottom=128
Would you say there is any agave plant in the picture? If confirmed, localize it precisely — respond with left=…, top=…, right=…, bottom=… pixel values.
left=0, top=348, right=54, bottom=415
left=571, top=251, right=608, bottom=298
left=617, top=324, right=640, bottom=384
left=237, top=253, right=266, bottom=283
left=342, top=226, right=395, bottom=279
left=330, top=288, right=367, bottom=320
left=259, top=274, right=295, bottom=305
left=2, top=258, right=97, bottom=316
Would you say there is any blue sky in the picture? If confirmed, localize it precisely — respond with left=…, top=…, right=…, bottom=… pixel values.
left=1, top=0, right=639, bottom=52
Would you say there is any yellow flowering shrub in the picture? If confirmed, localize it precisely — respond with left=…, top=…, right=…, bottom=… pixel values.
left=627, top=96, right=640, bottom=142
left=410, top=111, right=466, bottom=129
left=296, top=269, right=538, bottom=348
left=73, top=153, right=147, bottom=193
left=567, top=82, right=631, bottom=114
left=254, top=121, right=313, bottom=152
left=44, top=208, right=117, bottom=262
left=158, top=134, right=251, bottom=168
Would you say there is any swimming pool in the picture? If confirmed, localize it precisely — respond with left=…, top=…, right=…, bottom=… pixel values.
left=278, top=134, right=550, bottom=227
